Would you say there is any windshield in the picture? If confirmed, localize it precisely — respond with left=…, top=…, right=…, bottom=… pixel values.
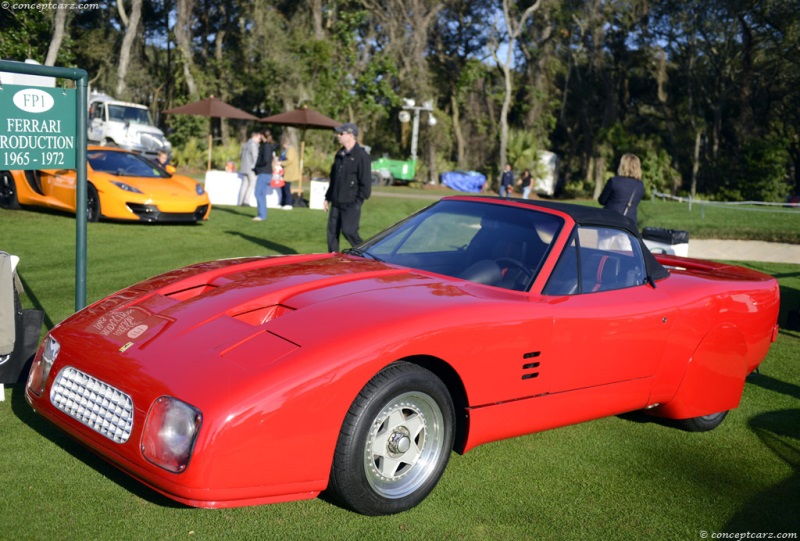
left=107, top=105, right=153, bottom=125
left=88, top=150, right=169, bottom=178
left=359, top=199, right=564, bottom=291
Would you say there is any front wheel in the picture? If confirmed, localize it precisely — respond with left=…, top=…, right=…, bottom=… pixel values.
left=328, top=362, right=455, bottom=515
left=677, top=410, right=729, bottom=432
left=0, top=171, right=20, bottom=209
left=87, top=183, right=101, bottom=222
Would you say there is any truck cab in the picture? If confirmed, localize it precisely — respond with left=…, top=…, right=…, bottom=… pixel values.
left=87, top=92, right=171, bottom=160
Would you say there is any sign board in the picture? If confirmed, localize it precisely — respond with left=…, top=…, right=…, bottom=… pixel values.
left=0, top=84, right=77, bottom=170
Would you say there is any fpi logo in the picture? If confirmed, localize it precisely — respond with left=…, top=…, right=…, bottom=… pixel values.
left=12, top=88, right=55, bottom=113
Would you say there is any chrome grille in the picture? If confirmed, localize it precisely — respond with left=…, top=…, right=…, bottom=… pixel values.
left=50, top=367, right=134, bottom=444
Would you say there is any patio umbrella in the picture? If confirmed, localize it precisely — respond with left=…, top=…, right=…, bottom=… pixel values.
left=164, top=97, right=259, bottom=170
left=260, top=107, right=341, bottom=194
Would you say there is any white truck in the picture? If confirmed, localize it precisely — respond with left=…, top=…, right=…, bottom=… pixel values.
left=533, top=150, right=559, bottom=197
left=87, top=91, right=171, bottom=159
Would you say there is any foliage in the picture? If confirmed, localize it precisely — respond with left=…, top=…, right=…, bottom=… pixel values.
left=603, top=124, right=680, bottom=197
left=506, top=128, right=539, bottom=172
left=0, top=4, right=63, bottom=64
left=737, top=138, right=792, bottom=202
left=170, top=136, right=206, bottom=169
left=3, top=0, right=800, bottom=202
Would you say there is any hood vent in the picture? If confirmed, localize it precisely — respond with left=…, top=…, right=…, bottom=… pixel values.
left=164, top=284, right=217, bottom=301
left=231, top=304, right=294, bottom=326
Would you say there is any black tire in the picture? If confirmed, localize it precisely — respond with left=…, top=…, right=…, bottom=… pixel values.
left=328, top=362, right=455, bottom=515
left=0, top=171, right=20, bottom=210
left=677, top=411, right=729, bottom=432
left=383, top=175, right=393, bottom=186
left=370, top=173, right=382, bottom=186
left=87, top=183, right=101, bottom=222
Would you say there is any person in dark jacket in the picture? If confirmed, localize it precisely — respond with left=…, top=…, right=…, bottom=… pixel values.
left=519, top=169, right=533, bottom=199
left=252, top=131, right=276, bottom=221
left=598, top=153, right=645, bottom=228
left=324, top=122, right=371, bottom=252
left=499, top=163, right=514, bottom=198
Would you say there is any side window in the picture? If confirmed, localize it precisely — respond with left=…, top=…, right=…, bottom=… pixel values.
left=543, top=227, right=645, bottom=295
left=542, top=236, right=578, bottom=295
left=577, top=227, right=645, bottom=293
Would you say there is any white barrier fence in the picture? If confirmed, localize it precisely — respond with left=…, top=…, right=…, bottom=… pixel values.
left=651, top=191, right=800, bottom=218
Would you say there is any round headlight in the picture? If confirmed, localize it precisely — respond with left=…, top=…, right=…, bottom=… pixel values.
left=27, top=334, right=59, bottom=396
left=141, top=396, right=202, bottom=473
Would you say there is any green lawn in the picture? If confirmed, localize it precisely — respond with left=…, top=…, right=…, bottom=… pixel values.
left=1, top=192, right=798, bottom=540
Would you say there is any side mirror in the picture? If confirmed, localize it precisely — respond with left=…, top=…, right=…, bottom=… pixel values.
left=165, top=165, right=177, bottom=174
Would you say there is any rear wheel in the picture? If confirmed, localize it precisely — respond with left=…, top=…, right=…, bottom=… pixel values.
left=328, top=362, right=455, bottom=515
left=677, top=411, right=729, bottom=432
left=87, top=184, right=101, bottom=222
left=0, top=172, right=20, bottom=209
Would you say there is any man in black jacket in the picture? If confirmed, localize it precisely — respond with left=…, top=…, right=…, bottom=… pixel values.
left=325, top=123, right=371, bottom=252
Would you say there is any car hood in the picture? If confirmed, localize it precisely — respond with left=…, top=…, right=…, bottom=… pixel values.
left=92, top=171, right=202, bottom=198
left=58, top=254, right=471, bottom=358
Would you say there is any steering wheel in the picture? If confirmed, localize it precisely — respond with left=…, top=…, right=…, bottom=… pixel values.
left=494, top=257, right=534, bottom=288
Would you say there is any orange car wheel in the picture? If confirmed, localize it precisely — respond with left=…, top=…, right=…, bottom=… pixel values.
left=87, top=184, right=101, bottom=222
left=0, top=172, right=20, bottom=210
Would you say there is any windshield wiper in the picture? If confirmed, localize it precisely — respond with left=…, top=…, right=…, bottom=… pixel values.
left=343, top=247, right=384, bottom=262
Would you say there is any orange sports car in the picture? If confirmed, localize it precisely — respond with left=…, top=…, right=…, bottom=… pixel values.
left=0, top=147, right=210, bottom=223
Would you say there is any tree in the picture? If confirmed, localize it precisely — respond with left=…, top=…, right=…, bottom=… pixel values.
left=116, top=0, right=143, bottom=97
left=45, top=0, right=76, bottom=66
left=429, top=0, right=494, bottom=169
left=491, top=0, right=542, bottom=173
left=174, top=0, right=198, bottom=97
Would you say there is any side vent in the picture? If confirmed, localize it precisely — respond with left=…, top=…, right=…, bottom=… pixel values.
left=522, top=351, right=541, bottom=380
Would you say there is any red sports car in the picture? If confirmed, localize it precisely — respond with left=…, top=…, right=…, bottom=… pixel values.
left=25, top=197, right=780, bottom=515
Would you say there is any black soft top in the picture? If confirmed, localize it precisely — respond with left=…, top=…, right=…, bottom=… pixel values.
left=450, top=196, right=670, bottom=281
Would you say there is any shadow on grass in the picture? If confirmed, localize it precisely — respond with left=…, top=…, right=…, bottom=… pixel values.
left=211, top=205, right=254, bottom=218
left=746, top=371, right=800, bottom=401
left=17, top=273, right=56, bottom=330
left=8, top=383, right=187, bottom=509
left=725, top=409, right=800, bottom=533
left=618, top=372, right=800, bottom=431
left=225, top=231, right=298, bottom=255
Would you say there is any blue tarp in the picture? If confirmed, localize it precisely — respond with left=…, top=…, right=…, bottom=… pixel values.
left=440, top=171, right=486, bottom=193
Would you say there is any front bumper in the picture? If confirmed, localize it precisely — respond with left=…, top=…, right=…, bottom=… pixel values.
left=126, top=203, right=210, bottom=223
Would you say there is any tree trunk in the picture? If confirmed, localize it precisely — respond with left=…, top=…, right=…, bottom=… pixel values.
left=116, top=0, right=143, bottom=98
left=691, top=128, right=702, bottom=199
left=496, top=0, right=541, bottom=172
left=499, top=60, right=512, bottom=173
left=310, top=0, right=325, bottom=39
left=451, top=95, right=466, bottom=169
left=592, top=154, right=605, bottom=200
left=175, top=0, right=198, bottom=97
left=45, top=0, right=74, bottom=66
